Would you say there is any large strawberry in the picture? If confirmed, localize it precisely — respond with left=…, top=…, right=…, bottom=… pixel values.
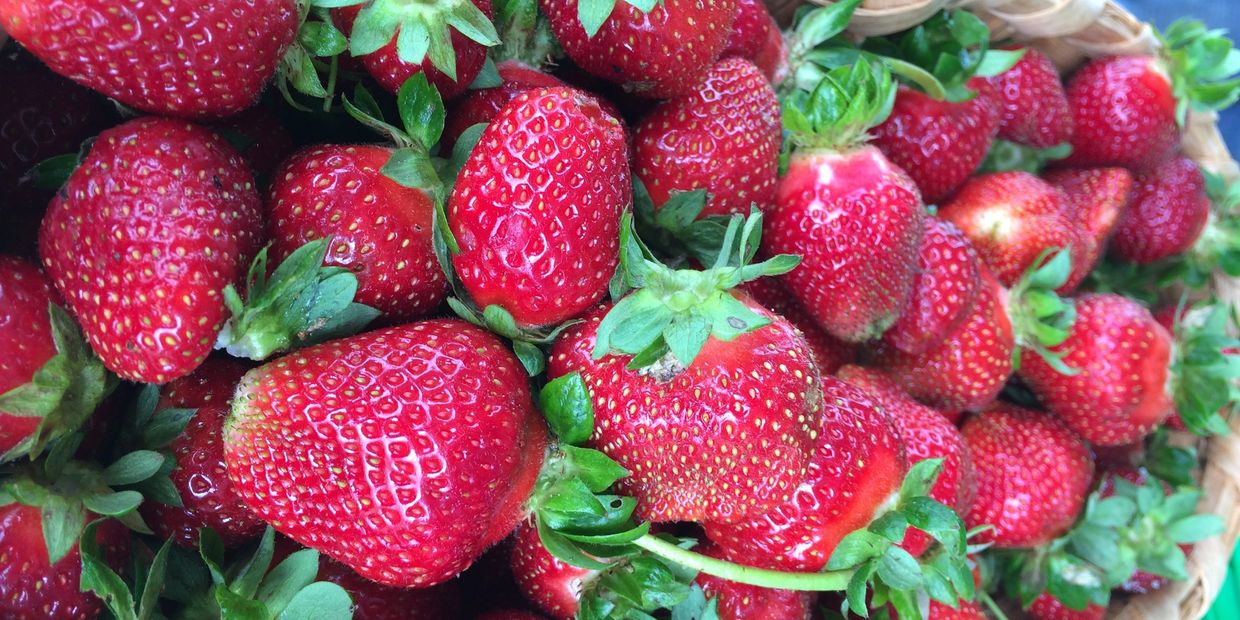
left=1028, top=594, right=1105, bottom=620
left=737, top=278, right=857, bottom=375
left=139, top=356, right=264, bottom=547
left=633, top=57, right=781, bottom=217
left=980, top=46, right=1073, bottom=149
left=332, top=0, right=497, bottom=99
left=225, top=320, right=549, bottom=587
left=882, top=217, right=982, bottom=355
left=39, top=118, right=263, bottom=384
left=541, top=0, right=736, bottom=98
left=962, top=404, right=1094, bottom=548
left=1110, top=155, right=1210, bottom=264
left=766, top=62, right=925, bottom=342
left=510, top=520, right=598, bottom=619
left=720, top=0, right=786, bottom=83
left=1043, top=167, right=1133, bottom=284
left=447, top=87, right=629, bottom=329
left=442, top=60, right=567, bottom=149
left=0, top=0, right=299, bottom=118
left=317, top=557, right=464, bottom=620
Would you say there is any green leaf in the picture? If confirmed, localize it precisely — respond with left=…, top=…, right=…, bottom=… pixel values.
left=198, top=528, right=227, bottom=585
left=104, top=450, right=166, bottom=486
left=232, top=527, right=276, bottom=598
left=974, top=48, right=1026, bottom=77
left=137, top=538, right=173, bottom=620
left=142, top=408, right=196, bottom=449
left=259, top=549, right=321, bottom=615
left=216, top=584, right=269, bottom=620
left=513, top=340, right=545, bottom=376
left=79, top=520, right=138, bottom=620
left=26, top=153, right=81, bottom=192
left=870, top=511, right=910, bottom=543
left=663, top=315, right=711, bottom=369
left=83, top=491, right=144, bottom=517
left=382, top=148, right=442, bottom=191
left=537, top=518, right=612, bottom=570
left=876, top=546, right=923, bottom=590
left=561, top=445, right=628, bottom=492
left=846, top=559, right=878, bottom=616
left=578, top=0, right=618, bottom=38
left=900, top=458, right=944, bottom=502
left=42, top=497, right=87, bottom=564
left=827, top=530, right=890, bottom=570
left=299, top=20, right=349, bottom=57
left=1167, top=514, right=1224, bottom=543
left=539, top=373, right=595, bottom=445
left=470, top=57, right=502, bottom=89
left=397, top=73, right=447, bottom=149
left=793, top=0, right=863, bottom=50
left=275, top=581, right=353, bottom=620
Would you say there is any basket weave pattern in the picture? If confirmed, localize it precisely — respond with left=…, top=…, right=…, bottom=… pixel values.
left=759, top=1, right=1240, bottom=618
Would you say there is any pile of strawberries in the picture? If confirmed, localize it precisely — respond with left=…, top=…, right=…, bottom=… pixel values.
left=1, top=0, right=1239, bottom=618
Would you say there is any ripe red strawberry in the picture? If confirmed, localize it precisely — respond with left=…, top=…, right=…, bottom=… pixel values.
left=0, top=1, right=299, bottom=118
left=721, top=0, right=786, bottom=82
left=1110, top=155, right=1210, bottom=264
left=876, top=268, right=1014, bottom=412
left=1061, top=57, right=1178, bottom=170
left=225, top=320, right=548, bottom=587
left=1018, top=294, right=1174, bottom=446
left=210, top=104, right=296, bottom=180
left=39, top=118, right=263, bottom=384
left=928, top=600, right=987, bottom=620
left=510, top=521, right=597, bottom=619
left=703, top=377, right=905, bottom=571
left=1043, top=167, right=1133, bottom=285
left=267, top=145, right=447, bottom=321
left=140, top=356, right=264, bottom=548
left=541, top=0, right=736, bottom=98
left=1, top=257, right=61, bottom=455
left=882, top=217, right=982, bottom=354
left=738, top=278, right=857, bottom=375
left=1028, top=593, right=1104, bottom=620
left=962, top=404, right=1094, bottom=548
left=870, top=85, right=1000, bottom=203
left=939, top=171, right=1086, bottom=291
left=442, top=60, right=567, bottom=149
left=549, top=296, right=822, bottom=523
left=0, top=503, right=128, bottom=620
left=980, top=47, right=1073, bottom=149
left=633, top=57, right=781, bottom=217
left=693, top=541, right=815, bottom=619
left=837, top=365, right=976, bottom=556
left=333, top=0, right=496, bottom=99
left=448, top=87, right=629, bottom=328
left=317, top=557, right=464, bottom=620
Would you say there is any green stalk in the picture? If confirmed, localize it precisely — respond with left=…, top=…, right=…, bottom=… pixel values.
left=632, top=534, right=852, bottom=591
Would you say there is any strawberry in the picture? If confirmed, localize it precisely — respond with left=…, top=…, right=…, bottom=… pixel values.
left=317, top=557, right=464, bottom=620
left=447, top=87, right=629, bottom=328
left=980, top=47, right=1073, bottom=149
left=870, top=85, right=1000, bottom=204
left=1, top=258, right=65, bottom=456
left=693, top=541, right=815, bottom=620
left=702, top=376, right=905, bottom=571
left=541, top=0, right=736, bottom=98
left=962, top=404, right=1094, bottom=548
left=266, top=145, right=448, bottom=321
left=39, top=118, right=263, bottom=384
left=882, top=217, right=982, bottom=355
left=332, top=0, right=498, bottom=99
left=210, top=104, right=296, bottom=180
left=737, top=278, right=857, bottom=375
left=837, top=365, right=975, bottom=556
left=720, top=0, right=786, bottom=82
left=224, top=320, right=549, bottom=587
left=767, top=62, right=926, bottom=342
left=1043, top=167, right=1133, bottom=285
left=0, top=503, right=128, bottom=620
left=1110, top=155, right=1210, bottom=264
left=1018, top=294, right=1174, bottom=446
left=0, top=0, right=299, bottom=118
left=510, top=521, right=597, bottom=619
left=139, top=356, right=264, bottom=548
left=442, top=60, right=567, bottom=149
left=928, top=600, right=987, bottom=619
left=939, top=171, right=1086, bottom=291
left=1028, top=593, right=1104, bottom=620
left=633, top=57, right=781, bottom=218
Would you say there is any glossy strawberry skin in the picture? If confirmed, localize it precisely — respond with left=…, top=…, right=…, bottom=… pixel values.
left=838, top=365, right=975, bottom=556
left=634, top=58, right=781, bottom=218
left=928, top=600, right=988, bottom=620
left=766, top=145, right=925, bottom=342
left=720, top=0, right=786, bottom=82
left=1019, top=294, right=1173, bottom=446
left=442, top=61, right=566, bottom=150
left=0, top=257, right=60, bottom=453
left=1110, top=155, right=1210, bottom=264
left=510, top=521, right=595, bottom=619
left=39, top=118, right=263, bottom=384
left=541, top=0, right=735, bottom=98
left=1062, top=56, right=1179, bottom=170
left=940, top=172, right=1086, bottom=291
left=141, top=356, right=263, bottom=548
left=962, top=404, right=1094, bottom=548
left=871, top=85, right=1000, bottom=204
left=224, top=320, right=549, bottom=587
left=1043, top=167, right=1133, bottom=286
left=883, top=217, right=981, bottom=355
left=0, top=505, right=128, bottom=620
left=549, top=298, right=822, bottom=524
left=876, top=268, right=1014, bottom=412
left=1028, top=593, right=1105, bottom=620
left=737, top=278, right=857, bottom=375
left=268, top=145, right=447, bottom=321
left=449, top=87, right=629, bottom=328
left=982, top=47, right=1073, bottom=149
left=703, top=377, right=905, bottom=572
left=333, top=1, right=494, bottom=99
left=694, top=542, right=814, bottom=620
left=0, top=0, right=298, bottom=118
left=317, top=557, right=463, bottom=620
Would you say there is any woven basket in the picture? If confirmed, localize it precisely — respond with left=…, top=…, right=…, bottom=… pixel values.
left=758, top=0, right=1240, bottom=618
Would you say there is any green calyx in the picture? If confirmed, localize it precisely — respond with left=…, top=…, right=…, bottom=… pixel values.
left=277, top=3, right=351, bottom=108
left=574, top=0, right=655, bottom=39
left=591, top=210, right=800, bottom=371
left=1157, top=18, right=1240, bottom=125
left=631, top=183, right=747, bottom=268
left=0, top=304, right=116, bottom=464
left=215, top=238, right=381, bottom=361
left=343, top=74, right=450, bottom=200
left=1168, top=302, right=1240, bottom=437
left=110, top=385, right=197, bottom=510
left=979, top=140, right=1074, bottom=175
left=783, top=59, right=897, bottom=152
left=492, top=0, right=560, bottom=66
left=1007, top=248, right=1078, bottom=375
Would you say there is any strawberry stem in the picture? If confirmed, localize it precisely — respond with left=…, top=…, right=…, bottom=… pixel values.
left=632, top=534, right=852, bottom=591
